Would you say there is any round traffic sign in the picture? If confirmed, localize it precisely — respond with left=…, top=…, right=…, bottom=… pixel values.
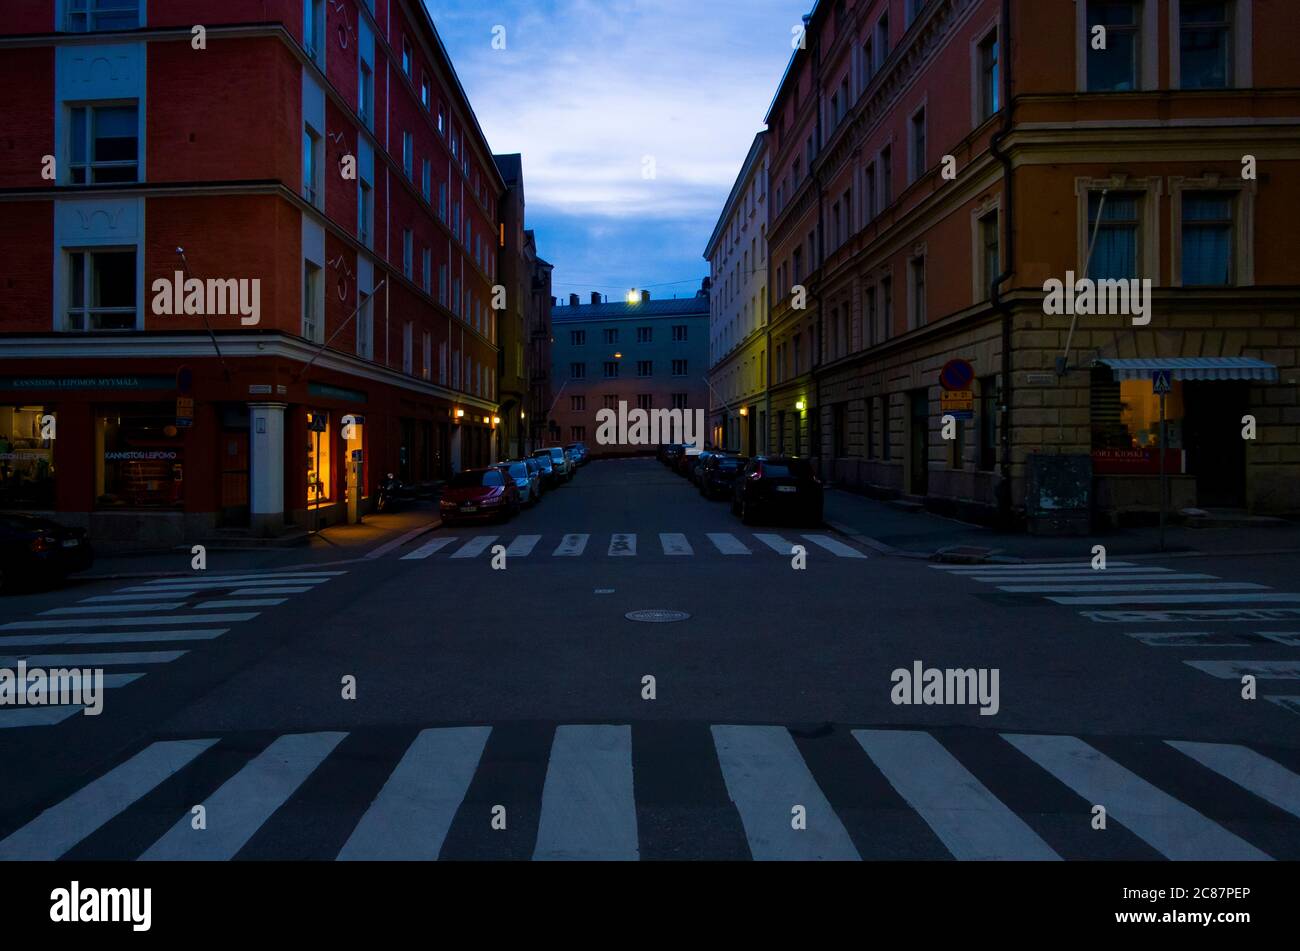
left=940, top=359, right=975, bottom=391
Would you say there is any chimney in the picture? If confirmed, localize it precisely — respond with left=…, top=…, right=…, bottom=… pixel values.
left=550, top=295, right=557, bottom=308
left=591, top=291, right=601, bottom=305
left=569, top=293, right=580, bottom=307
left=641, top=290, right=650, bottom=303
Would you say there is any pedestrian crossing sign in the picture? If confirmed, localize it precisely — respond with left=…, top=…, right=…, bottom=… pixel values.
left=1152, top=370, right=1173, bottom=394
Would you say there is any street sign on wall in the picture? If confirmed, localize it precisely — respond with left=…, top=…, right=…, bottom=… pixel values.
left=940, top=359, right=975, bottom=392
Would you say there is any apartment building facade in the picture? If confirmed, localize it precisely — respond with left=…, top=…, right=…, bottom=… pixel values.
left=526, top=236, right=554, bottom=451
left=549, top=291, right=710, bottom=456
left=761, top=0, right=1298, bottom=524
left=705, top=132, right=770, bottom=455
left=0, top=0, right=509, bottom=545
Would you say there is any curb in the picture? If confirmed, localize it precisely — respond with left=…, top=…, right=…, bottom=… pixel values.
left=824, top=519, right=898, bottom=556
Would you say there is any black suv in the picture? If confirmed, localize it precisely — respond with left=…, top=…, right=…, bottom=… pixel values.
left=731, top=456, right=823, bottom=526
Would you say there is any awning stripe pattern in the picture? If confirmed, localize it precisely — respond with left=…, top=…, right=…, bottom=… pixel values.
left=1091, top=357, right=1280, bottom=382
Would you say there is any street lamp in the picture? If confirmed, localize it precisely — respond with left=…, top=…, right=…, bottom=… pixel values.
left=739, top=406, right=749, bottom=417
left=795, top=399, right=806, bottom=412
left=626, top=289, right=638, bottom=304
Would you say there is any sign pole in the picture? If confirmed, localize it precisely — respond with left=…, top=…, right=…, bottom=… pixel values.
left=1159, top=390, right=1167, bottom=552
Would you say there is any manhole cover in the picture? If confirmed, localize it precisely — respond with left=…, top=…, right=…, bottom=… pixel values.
left=625, top=609, right=691, bottom=623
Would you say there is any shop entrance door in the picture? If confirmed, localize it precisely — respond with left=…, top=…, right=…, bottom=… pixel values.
left=909, top=389, right=929, bottom=497
left=219, top=430, right=250, bottom=526
left=1184, top=381, right=1248, bottom=508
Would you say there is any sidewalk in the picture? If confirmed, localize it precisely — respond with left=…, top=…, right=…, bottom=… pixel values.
left=823, top=489, right=1300, bottom=562
left=75, top=504, right=443, bottom=580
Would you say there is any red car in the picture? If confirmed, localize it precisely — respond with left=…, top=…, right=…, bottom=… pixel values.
left=438, top=466, right=520, bottom=523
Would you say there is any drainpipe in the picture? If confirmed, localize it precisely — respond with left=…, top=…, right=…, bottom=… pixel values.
left=989, top=0, right=1015, bottom=529
left=810, top=15, right=826, bottom=470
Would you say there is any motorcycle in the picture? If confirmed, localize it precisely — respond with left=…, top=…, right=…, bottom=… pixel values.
left=375, top=473, right=404, bottom=513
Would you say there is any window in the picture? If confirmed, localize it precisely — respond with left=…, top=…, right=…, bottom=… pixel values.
left=422, top=159, right=431, bottom=202
left=604, top=394, right=618, bottom=410
left=833, top=403, right=847, bottom=458
left=402, top=322, right=413, bottom=374
left=865, top=286, right=878, bottom=347
left=438, top=264, right=447, bottom=306
left=672, top=359, right=687, bottom=377
left=866, top=398, right=877, bottom=459
left=672, top=325, right=688, bottom=342
left=571, top=329, right=586, bottom=346
left=66, top=0, right=140, bottom=31
left=637, top=326, right=652, bottom=343
left=793, top=335, right=802, bottom=375
left=979, top=210, right=1000, bottom=297
left=304, top=0, right=324, bottom=61
left=978, top=32, right=1000, bottom=120
left=401, top=38, right=411, bottom=77
left=603, top=361, right=619, bottom=379
left=1180, top=1, right=1231, bottom=89
left=358, top=180, right=372, bottom=246
left=570, top=426, right=587, bottom=442
left=880, top=274, right=893, bottom=341
left=906, top=0, right=927, bottom=27
left=66, top=249, right=135, bottom=330
left=876, top=13, right=891, bottom=64
left=451, top=278, right=459, bottom=316
left=880, top=145, right=892, bottom=207
left=909, top=107, right=927, bottom=182
left=357, top=291, right=372, bottom=360
left=1087, top=1, right=1140, bottom=91
left=1087, top=192, right=1140, bottom=280
left=421, top=74, right=431, bottom=108
left=672, top=393, right=689, bottom=410
left=422, top=331, right=432, bottom=381
left=402, top=229, right=413, bottom=278
left=637, top=360, right=653, bottom=377
left=70, top=105, right=138, bottom=184
left=881, top=396, right=892, bottom=461
left=302, top=262, right=321, bottom=342
left=832, top=202, right=841, bottom=248
left=402, top=131, right=413, bottom=178
left=359, top=61, right=374, bottom=127
left=437, top=108, right=446, bottom=136
left=95, top=407, right=186, bottom=509
left=862, top=37, right=875, bottom=86
left=603, top=328, right=618, bottom=345
left=0, top=406, right=57, bottom=509
left=571, top=396, right=586, bottom=411
left=978, top=376, right=998, bottom=471
left=438, top=182, right=448, bottom=222
left=304, top=410, right=333, bottom=506
left=909, top=256, right=926, bottom=328
left=302, top=125, right=319, bottom=203
left=1182, top=192, right=1234, bottom=285
left=637, top=394, right=653, bottom=411
left=422, top=247, right=432, bottom=292
left=864, top=163, right=877, bottom=222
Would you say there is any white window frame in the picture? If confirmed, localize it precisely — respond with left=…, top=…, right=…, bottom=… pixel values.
left=68, top=102, right=140, bottom=185
left=1170, top=0, right=1252, bottom=90
left=64, top=247, right=138, bottom=331
left=970, top=196, right=1002, bottom=302
left=1076, top=0, right=1159, bottom=92
left=1073, top=175, right=1162, bottom=283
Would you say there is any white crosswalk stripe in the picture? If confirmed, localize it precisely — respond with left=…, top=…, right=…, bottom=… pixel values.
left=0, top=651, right=186, bottom=667
left=2, top=725, right=1293, bottom=860
left=753, top=533, right=797, bottom=556
left=1050, top=592, right=1300, bottom=606
left=43, top=603, right=185, bottom=615
left=706, top=533, right=752, bottom=555
left=505, top=535, right=542, bottom=557
left=451, top=536, right=498, bottom=559
left=607, top=533, right=636, bottom=557
left=195, top=598, right=287, bottom=610
left=931, top=562, right=1142, bottom=572
left=659, top=533, right=693, bottom=556
left=392, top=532, right=872, bottom=560
left=801, top=534, right=868, bottom=559
left=854, top=729, right=1059, bottom=860
left=0, top=629, right=229, bottom=648
left=1002, top=733, right=1271, bottom=861
left=998, top=582, right=1267, bottom=594
left=552, top=533, right=589, bottom=556
left=1183, top=660, right=1300, bottom=680
left=400, top=536, right=457, bottom=560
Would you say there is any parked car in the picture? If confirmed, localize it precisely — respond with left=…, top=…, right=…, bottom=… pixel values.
left=565, top=442, right=589, bottom=466
left=531, top=451, right=559, bottom=488
left=731, top=456, right=823, bottom=526
left=699, top=454, right=749, bottom=500
left=534, top=446, right=572, bottom=482
left=0, top=513, right=93, bottom=592
left=497, top=460, right=538, bottom=507
left=675, top=446, right=703, bottom=477
left=522, top=456, right=546, bottom=499
left=689, top=449, right=724, bottom=486
left=661, top=444, right=684, bottom=467
left=439, top=467, right=520, bottom=523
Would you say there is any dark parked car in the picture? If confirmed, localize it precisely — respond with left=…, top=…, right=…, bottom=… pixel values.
left=497, top=461, right=539, bottom=507
left=731, top=456, right=823, bottom=526
left=522, top=456, right=546, bottom=499
left=531, top=451, right=559, bottom=488
left=438, top=467, right=520, bottom=523
left=699, top=454, right=749, bottom=500
left=565, top=442, right=589, bottom=466
left=0, top=514, right=93, bottom=592
left=661, top=444, right=684, bottom=467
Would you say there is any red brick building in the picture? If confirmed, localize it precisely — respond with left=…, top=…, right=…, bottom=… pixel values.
left=0, top=0, right=511, bottom=545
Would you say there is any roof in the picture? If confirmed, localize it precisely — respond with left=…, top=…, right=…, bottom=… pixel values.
left=1091, top=357, right=1280, bottom=382
left=551, top=297, right=709, bottom=322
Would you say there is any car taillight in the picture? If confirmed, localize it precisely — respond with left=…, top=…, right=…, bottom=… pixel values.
left=30, top=535, right=54, bottom=553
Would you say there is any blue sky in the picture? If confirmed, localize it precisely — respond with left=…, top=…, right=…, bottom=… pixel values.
left=424, top=0, right=809, bottom=301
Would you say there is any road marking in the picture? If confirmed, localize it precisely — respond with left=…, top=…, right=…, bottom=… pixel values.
left=1083, top=608, right=1300, bottom=624
left=607, top=534, right=637, bottom=557
left=711, top=724, right=860, bottom=861
left=967, top=573, right=1219, bottom=584
left=0, top=706, right=85, bottom=729
left=137, top=573, right=344, bottom=584
left=1121, top=631, right=1243, bottom=647
left=0, top=738, right=219, bottom=859
left=1267, top=697, right=1300, bottom=716
left=534, top=725, right=639, bottom=860
left=43, top=603, right=184, bottom=616
left=400, top=537, right=456, bottom=560
left=1, top=613, right=258, bottom=631
left=0, top=651, right=186, bottom=667
left=367, top=526, right=439, bottom=560
left=450, top=536, right=498, bottom=559
left=194, top=598, right=287, bottom=610
left=1258, top=631, right=1300, bottom=646
left=753, top=533, right=797, bottom=556
left=706, top=533, right=752, bottom=555
left=1183, top=660, right=1300, bottom=679
left=659, top=533, right=693, bottom=556
left=1051, top=593, right=1300, bottom=606
left=129, top=576, right=336, bottom=590
left=140, top=732, right=347, bottom=861
left=931, top=562, right=1142, bottom=572
left=999, top=582, right=1267, bottom=594
left=853, top=729, right=1059, bottom=861
left=801, top=534, right=868, bottom=559
left=505, top=535, right=542, bottom=557
left=552, top=534, right=589, bottom=557
left=338, top=727, right=491, bottom=860
left=0, top=629, right=229, bottom=648
left=1002, top=733, right=1270, bottom=861
left=1168, top=742, right=1300, bottom=821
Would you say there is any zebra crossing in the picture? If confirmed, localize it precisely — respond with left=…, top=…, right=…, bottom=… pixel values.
left=0, top=570, right=346, bottom=729
left=2, top=722, right=1296, bottom=861
left=931, top=560, right=1300, bottom=714
left=396, top=531, right=870, bottom=561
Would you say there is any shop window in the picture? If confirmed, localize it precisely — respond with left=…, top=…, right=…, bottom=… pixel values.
left=0, top=406, right=57, bottom=509
left=95, top=407, right=184, bottom=509
left=306, top=410, right=332, bottom=506
left=1091, top=372, right=1184, bottom=451
left=343, top=414, right=365, bottom=500
left=67, top=249, right=136, bottom=330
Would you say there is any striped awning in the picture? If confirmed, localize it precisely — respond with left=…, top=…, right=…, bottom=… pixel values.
left=1091, top=357, right=1280, bottom=382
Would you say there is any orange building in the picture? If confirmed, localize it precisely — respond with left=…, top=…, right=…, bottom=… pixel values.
left=759, top=0, right=1299, bottom=526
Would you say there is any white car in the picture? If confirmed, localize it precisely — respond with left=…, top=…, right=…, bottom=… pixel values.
left=534, top=447, right=572, bottom=482
left=497, top=461, right=537, bottom=505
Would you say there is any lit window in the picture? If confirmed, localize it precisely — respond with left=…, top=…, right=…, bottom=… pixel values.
left=978, top=32, right=999, bottom=119
left=306, top=411, right=332, bottom=505
left=302, top=125, right=320, bottom=204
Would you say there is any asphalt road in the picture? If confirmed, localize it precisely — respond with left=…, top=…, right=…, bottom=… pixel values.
left=1, top=457, right=1298, bottom=860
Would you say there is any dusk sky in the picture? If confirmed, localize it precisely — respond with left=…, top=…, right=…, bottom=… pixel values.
left=424, top=0, right=809, bottom=302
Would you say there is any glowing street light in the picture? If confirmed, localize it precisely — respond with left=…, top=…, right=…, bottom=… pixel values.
left=795, top=399, right=807, bottom=412
left=626, top=288, right=639, bottom=304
